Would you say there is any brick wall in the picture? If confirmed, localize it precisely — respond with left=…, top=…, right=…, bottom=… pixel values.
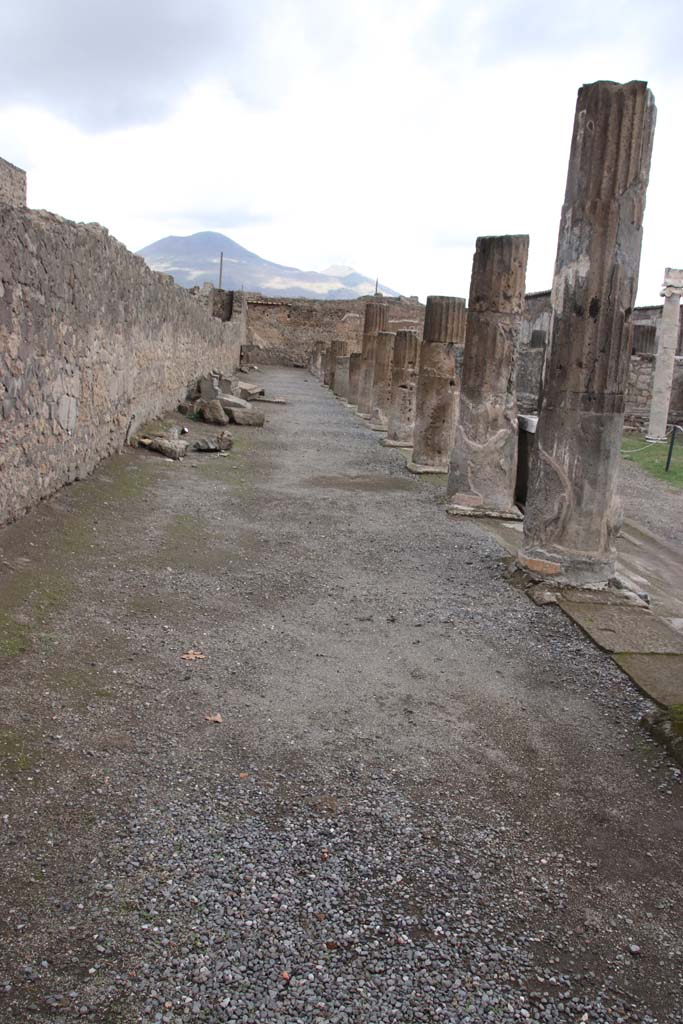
left=1, top=201, right=242, bottom=525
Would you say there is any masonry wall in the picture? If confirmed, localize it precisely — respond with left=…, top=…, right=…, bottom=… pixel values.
left=625, top=353, right=683, bottom=426
left=0, top=157, right=26, bottom=208
left=242, top=295, right=425, bottom=366
left=0, top=204, right=242, bottom=525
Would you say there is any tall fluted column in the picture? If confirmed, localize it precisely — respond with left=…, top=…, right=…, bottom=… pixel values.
left=518, top=80, right=656, bottom=586
left=347, top=352, right=362, bottom=407
left=383, top=330, right=419, bottom=447
left=447, top=235, right=529, bottom=518
left=408, top=296, right=465, bottom=473
left=647, top=269, right=683, bottom=440
left=357, top=300, right=388, bottom=418
left=369, top=331, right=396, bottom=430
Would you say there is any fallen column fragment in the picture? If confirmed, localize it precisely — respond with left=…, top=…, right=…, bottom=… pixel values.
left=408, top=295, right=465, bottom=473
left=447, top=234, right=529, bottom=519
left=518, top=79, right=656, bottom=586
left=383, top=330, right=419, bottom=447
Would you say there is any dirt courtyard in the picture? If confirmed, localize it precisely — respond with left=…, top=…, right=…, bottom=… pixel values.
left=0, top=367, right=681, bottom=1023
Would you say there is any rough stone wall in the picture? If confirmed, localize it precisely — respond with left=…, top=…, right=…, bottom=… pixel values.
left=0, top=157, right=27, bottom=208
left=1, top=204, right=242, bottom=525
left=242, top=294, right=424, bottom=366
left=625, top=353, right=683, bottom=425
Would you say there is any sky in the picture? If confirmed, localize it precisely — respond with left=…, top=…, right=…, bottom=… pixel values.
left=0, top=0, right=681, bottom=304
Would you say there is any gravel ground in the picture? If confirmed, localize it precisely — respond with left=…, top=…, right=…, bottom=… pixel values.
left=0, top=367, right=681, bottom=1024
left=618, top=457, right=683, bottom=550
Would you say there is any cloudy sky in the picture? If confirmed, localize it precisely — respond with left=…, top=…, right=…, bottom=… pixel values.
left=0, top=0, right=680, bottom=303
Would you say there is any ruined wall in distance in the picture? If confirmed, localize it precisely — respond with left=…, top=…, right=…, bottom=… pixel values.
left=243, top=295, right=425, bottom=366
left=1, top=205, right=242, bottom=525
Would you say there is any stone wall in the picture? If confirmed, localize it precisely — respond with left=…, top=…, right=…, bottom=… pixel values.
left=625, top=353, right=683, bottom=426
left=242, top=294, right=425, bottom=366
left=0, top=157, right=26, bottom=208
left=1, top=202, right=242, bottom=525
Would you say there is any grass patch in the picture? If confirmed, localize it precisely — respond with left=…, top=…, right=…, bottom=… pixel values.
left=0, top=613, right=31, bottom=659
left=621, top=434, right=683, bottom=488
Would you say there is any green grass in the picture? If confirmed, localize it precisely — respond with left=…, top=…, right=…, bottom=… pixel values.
left=621, top=433, right=683, bottom=489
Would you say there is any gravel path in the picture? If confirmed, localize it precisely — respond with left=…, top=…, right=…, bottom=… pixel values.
left=0, top=367, right=681, bottom=1024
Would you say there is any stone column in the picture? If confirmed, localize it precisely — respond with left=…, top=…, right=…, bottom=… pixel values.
left=518, top=80, right=656, bottom=586
left=327, top=338, right=339, bottom=390
left=357, top=300, right=388, bottom=418
left=447, top=234, right=529, bottom=518
left=647, top=269, right=683, bottom=440
left=407, top=296, right=465, bottom=473
left=333, top=356, right=351, bottom=399
left=383, top=330, right=420, bottom=447
left=369, top=331, right=396, bottom=430
left=347, top=352, right=362, bottom=407
left=320, top=348, right=330, bottom=386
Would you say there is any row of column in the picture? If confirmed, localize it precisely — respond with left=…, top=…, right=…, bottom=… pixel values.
left=311, top=79, right=658, bottom=588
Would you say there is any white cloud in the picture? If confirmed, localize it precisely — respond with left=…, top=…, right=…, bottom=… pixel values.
left=0, top=0, right=680, bottom=304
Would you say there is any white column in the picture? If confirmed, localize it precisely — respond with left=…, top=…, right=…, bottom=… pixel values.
left=647, top=268, right=683, bottom=441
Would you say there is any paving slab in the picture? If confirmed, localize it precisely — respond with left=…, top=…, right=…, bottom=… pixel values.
left=615, top=653, right=683, bottom=706
left=557, top=601, right=683, bottom=654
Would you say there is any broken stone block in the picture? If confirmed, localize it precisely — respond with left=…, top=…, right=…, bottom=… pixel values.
left=192, top=431, right=233, bottom=452
left=177, top=401, right=192, bottom=415
left=219, top=394, right=251, bottom=412
left=198, top=375, right=220, bottom=400
left=231, top=408, right=265, bottom=427
left=137, top=436, right=189, bottom=460
left=200, top=399, right=230, bottom=425
left=237, top=381, right=266, bottom=398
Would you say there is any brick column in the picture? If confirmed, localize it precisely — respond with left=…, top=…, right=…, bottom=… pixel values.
left=407, top=296, right=465, bottom=473
left=447, top=235, right=529, bottom=518
left=518, top=80, right=656, bottom=585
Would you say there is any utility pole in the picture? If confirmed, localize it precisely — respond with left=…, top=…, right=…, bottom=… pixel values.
left=218, top=251, right=224, bottom=290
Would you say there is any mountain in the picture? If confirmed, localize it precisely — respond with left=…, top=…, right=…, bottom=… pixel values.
left=136, top=231, right=400, bottom=300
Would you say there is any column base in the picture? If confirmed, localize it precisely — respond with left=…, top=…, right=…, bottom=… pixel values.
left=446, top=502, right=523, bottom=521
left=406, top=460, right=448, bottom=474
left=381, top=438, right=412, bottom=448
left=356, top=412, right=371, bottom=420
left=516, top=547, right=615, bottom=588
left=369, top=422, right=387, bottom=432
left=645, top=434, right=668, bottom=442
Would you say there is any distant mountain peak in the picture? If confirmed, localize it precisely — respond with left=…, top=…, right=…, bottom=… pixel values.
left=137, top=232, right=400, bottom=300
left=322, top=264, right=356, bottom=278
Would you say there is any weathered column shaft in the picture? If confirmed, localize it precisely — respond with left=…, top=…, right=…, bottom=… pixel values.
left=332, top=337, right=354, bottom=400
left=519, top=80, right=656, bottom=585
left=369, top=331, right=396, bottom=430
left=647, top=269, right=683, bottom=440
left=357, top=300, right=388, bottom=417
left=327, top=338, right=339, bottom=390
left=348, top=352, right=362, bottom=407
left=447, top=235, right=529, bottom=518
left=408, top=296, right=465, bottom=473
left=383, top=330, right=419, bottom=447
